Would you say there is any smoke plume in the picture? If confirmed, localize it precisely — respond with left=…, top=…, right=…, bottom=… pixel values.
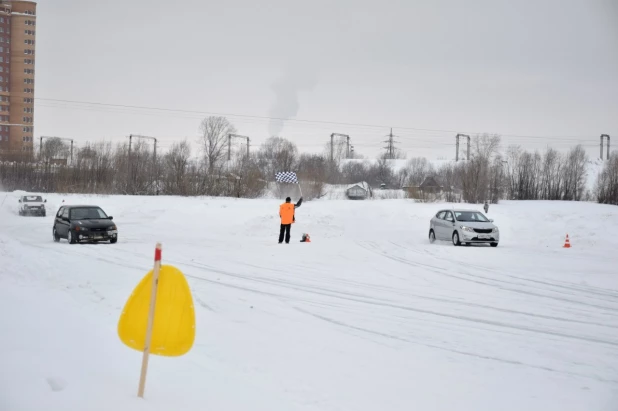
left=268, top=62, right=317, bottom=137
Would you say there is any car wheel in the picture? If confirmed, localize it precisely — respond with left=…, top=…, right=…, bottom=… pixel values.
left=67, top=230, right=76, bottom=244
left=428, top=229, right=435, bottom=243
left=490, top=242, right=498, bottom=247
left=110, top=236, right=117, bottom=244
left=452, top=231, right=461, bottom=246
left=53, top=227, right=60, bottom=242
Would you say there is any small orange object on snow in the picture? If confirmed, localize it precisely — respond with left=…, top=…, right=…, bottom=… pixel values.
left=563, top=234, right=571, bottom=248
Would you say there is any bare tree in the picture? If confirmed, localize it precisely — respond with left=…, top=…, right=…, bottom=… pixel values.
left=163, top=140, right=192, bottom=195
left=372, top=155, right=396, bottom=187
left=297, top=153, right=328, bottom=200
left=341, top=160, right=372, bottom=184
left=596, top=152, right=618, bottom=205
left=399, top=157, right=435, bottom=187
left=257, top=136, right=298, bottom=180
left=562, top=144, right=588, bottom=201
left=199, top=116, right=236, bottom=173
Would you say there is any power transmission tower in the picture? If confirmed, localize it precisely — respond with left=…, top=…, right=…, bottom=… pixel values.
left=600, top=134, right=610, bottom=160
left=227, top=134, right=251, bottom=160
left=383, top=128, right=400, bottom=159
left=455, top=133, right=470, bottom=161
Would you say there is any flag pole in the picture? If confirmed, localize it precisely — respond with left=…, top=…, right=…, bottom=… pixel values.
left=137, top=242, right=162, bottom=398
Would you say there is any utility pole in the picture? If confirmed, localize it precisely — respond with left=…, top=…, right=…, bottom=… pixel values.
left=228, top=134, right=251, bottom=160
left=330, top=133, right=350, bottom=160
left=455, top=133, right=470, bottom=161
left=601, top=134, right=610, bottom=160
left=383, top=128, right=399, bottom=159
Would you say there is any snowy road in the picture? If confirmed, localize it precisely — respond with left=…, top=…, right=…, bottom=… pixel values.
left=1, top=193, right=617, bottom=411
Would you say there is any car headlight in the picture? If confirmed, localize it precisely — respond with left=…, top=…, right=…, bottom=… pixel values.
left=460, top=226, right=475, bottom=232
left=108, top=225, right=117, bottom=230
left=492, top=227, right=499, bottom=232
left=75, top=226, right=88, bottom=232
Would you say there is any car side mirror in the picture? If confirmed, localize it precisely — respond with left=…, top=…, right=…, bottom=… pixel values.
left=44, top=199, right=47, bottom=203
left=18, top=199, right=21, bottom=203
left=489, top=219, right=494, bottom=222
left=108, top=216, right=113, bottom=220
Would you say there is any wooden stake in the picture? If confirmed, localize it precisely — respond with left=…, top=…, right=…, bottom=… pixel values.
left=137, top=242, right=162, bottom=398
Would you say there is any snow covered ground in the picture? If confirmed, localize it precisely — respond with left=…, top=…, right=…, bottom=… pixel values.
left=1, top=192, right=617, bottom=411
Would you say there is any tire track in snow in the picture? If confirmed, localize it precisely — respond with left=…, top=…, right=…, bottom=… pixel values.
left=357, top=241, right=618, bottom=314
left=234, top=255, right=616, bottom=330
left=170, top=258, right=618, bottom=349
left=290, top=306, right=618, bottom=384
left=395, top=241, right=618, bottom=300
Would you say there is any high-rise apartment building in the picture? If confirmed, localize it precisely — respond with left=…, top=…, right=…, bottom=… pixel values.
left=0, top=0, right=36, bottom=157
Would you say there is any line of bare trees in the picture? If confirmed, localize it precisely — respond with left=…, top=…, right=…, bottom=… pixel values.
left=0, top=116, right=616, bottom=205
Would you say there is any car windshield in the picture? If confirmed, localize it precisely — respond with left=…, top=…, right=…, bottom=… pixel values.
left=454, top=211, right=489, bottom=222
left=24, top=196, right=42, bottom=202
left=69, top=207, right=108, bottom=220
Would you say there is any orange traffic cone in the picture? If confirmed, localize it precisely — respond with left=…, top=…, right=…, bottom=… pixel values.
left=306, top=234, right=311, bottom=243
left=563, top=234, right=571, bottom=248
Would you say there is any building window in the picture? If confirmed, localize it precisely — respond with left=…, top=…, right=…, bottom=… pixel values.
left=24, top=78, right=34, bottom=84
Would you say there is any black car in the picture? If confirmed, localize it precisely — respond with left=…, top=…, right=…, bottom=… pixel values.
left=52, top=205, right=118, bottom=244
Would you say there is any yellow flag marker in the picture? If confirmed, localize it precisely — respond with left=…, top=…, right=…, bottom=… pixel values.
left=117, top=243, right=195, bottom=398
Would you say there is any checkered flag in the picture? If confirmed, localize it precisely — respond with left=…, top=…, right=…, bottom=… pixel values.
left=275, top=171, right=298, bottom=184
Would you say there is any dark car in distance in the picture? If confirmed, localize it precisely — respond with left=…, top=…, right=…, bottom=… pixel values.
left=53, top=205, right=118, bottom=244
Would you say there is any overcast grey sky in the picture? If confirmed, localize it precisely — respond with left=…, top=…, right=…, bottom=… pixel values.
left=34, top=0, right=618, bottom=160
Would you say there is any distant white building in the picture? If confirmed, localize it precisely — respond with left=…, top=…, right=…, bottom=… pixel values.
left=346, top=181, right=370, bottom=200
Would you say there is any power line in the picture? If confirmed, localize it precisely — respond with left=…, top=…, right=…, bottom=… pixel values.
left=34, top=97, right=607, bottom=142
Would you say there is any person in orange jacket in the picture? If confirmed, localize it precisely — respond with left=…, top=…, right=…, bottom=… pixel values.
left=279, top=196, right=302, bottom=244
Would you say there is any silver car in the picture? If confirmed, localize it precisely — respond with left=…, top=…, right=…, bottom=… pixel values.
left=429, top=209, right=499, bottom=247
